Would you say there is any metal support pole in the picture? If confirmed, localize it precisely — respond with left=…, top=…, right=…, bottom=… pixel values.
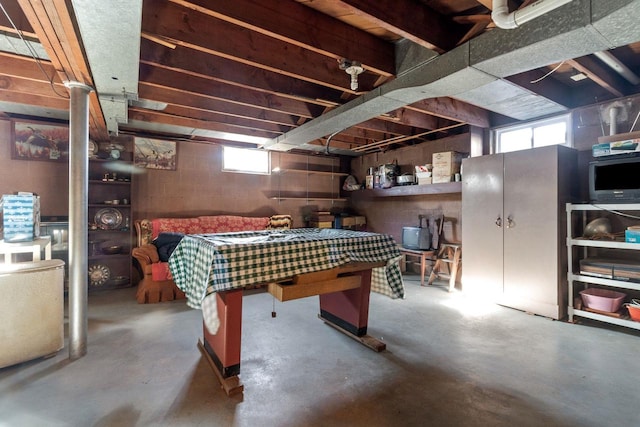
left=64, top=81, right=93, bottom=360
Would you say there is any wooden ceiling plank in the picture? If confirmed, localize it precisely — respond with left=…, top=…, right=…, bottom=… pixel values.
left=335, top=0, right=467, bottom=53
left=139, top=63, right=324, bottom=119
left=0, top=88, right=69, bottom=110
left=0, top=0, right=36, bottom=36
left=381, top=106, right=444, bottom=130
left=142, top=0, right=380, bottom=94
left=476, top=0, right=493, bottom=10
left=567, top=57, right=631, bottom=98
left=127, top=108, right=280, bottom=139
left=457, top=21, right=490, bottom=46
left=138, top=84, right=304, bottom=128
left=139, top=39, right=344, bottom=109
left=17, top=0, right=109, bottom=139
left=160, top=104, right=293, bottom=134
left=168, top=0, right=395, bottom=76
left=0, top=73, right=66, bottom=95
left=0, top=51, right=59, bottom=82
left=409, top=97, right=490, bottom=128
left=349, top=117, right=423, bottom=136
left=452, top=15, right=492, bottom=24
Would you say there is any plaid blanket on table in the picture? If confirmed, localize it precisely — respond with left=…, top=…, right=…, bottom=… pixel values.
left=169, top=228, right=405, bottom=312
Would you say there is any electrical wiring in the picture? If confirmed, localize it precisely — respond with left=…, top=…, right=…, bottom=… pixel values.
left=324, top=129, right=342, bottom=155
left=592, top=204, right=640, bottom=221
left=530, top=61, right=565, bottom=84
left=0, top=1, right=69, bottom=99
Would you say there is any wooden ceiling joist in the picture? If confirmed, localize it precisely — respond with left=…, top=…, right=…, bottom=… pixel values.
left=16, top=0, right=108, bottom=139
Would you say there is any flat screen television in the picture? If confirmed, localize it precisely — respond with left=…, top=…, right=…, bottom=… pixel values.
left=402, top=226, right=431, bottom=250
left=589, top=155, right=640, bottom=203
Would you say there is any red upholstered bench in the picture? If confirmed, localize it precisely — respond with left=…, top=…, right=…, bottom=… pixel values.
left=132, top=214, right=292, bottom=303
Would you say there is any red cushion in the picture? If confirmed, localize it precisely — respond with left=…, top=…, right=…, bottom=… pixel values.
left=198, top=215, right=270, bottom=233
left=151, top=218, right=203, bottom=239
left=151, top=262, right=172, bottom=281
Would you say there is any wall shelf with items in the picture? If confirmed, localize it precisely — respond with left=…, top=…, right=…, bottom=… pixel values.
left=88, top=142, right=134, bottom=291
left=566, top=202, right=640, bottom=331
left=350, top=181, right=461, bottom=199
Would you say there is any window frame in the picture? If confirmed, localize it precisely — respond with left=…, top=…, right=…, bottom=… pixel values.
left=222, top=145, right=271, bottom=175
left=493, top=113, right=573, bottom=154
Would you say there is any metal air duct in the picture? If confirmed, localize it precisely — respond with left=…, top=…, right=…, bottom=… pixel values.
left=264, top=0, right=640, bottom=155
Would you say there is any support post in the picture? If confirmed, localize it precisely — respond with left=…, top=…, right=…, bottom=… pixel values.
left=64, top=81, right=93, bottom=360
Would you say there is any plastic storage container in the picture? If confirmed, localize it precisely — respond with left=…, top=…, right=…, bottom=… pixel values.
left=579, top=288, right=626, bottom=312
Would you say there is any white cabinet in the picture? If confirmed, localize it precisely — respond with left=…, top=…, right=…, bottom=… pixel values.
left=461, top=145, right=577, bottom=319
left=566, top=203, right=640, bottom=331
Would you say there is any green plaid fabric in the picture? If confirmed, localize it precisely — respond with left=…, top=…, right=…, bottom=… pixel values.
left=169, top=228, right=404, bottom=309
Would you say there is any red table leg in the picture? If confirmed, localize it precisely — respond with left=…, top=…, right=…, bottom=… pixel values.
left=318, top=269, right=385, bottom=352
left=199, top=288, right=244, bottom=395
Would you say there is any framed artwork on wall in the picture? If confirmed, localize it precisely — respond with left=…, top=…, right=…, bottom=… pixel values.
left=11, top=120, right=69, bottom=162
left=134, top=137, right=177, bottom=170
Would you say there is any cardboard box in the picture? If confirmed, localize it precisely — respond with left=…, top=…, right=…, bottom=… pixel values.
left=417, top=177, right=432, bottom=185
left=432, top=174, right=452, bottom=184
left=2, top=194, right=41, bottom=242
left=594, top=131, right=640, bottom=157
left=432, top=151, right=463, bottom=176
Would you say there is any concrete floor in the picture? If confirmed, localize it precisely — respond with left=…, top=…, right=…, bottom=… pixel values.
left=1, top=274, right=639, bottom=427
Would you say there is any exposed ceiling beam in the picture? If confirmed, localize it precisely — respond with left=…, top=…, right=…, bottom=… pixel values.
left=409, top=97, right=490, bottom=128
left=142, top=0, right=381, bottom=94
left=138, top=83, right=303, bottom=128
left=567, top=56, right=633, bottom=98
left=139, top=39, right=344, bottom=108
left=335, top=0, right=468, bottom=53
left=167, top=0, right=395, bottom=76
left=139, top=63, right=324, bottom=119
left=16, top=0, right=108, bottom=139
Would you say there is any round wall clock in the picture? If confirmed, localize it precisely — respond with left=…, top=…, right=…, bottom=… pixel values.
left=88, top=264, right=110, bottom=286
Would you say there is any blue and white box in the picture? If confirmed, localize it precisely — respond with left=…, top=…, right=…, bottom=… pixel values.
left=625, top=227, right=640, bottom=244
left=2, top=194, right=41, bottom=242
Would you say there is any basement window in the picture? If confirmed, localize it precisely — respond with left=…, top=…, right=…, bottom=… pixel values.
left=222, top=146, right=270, bottom=175
left=495, top=114, right=572, bottom=153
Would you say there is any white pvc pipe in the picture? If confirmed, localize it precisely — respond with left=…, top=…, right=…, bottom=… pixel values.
left=594, top=51, right=640, bottom=85
left=610, top=106, right=619, bottom=136
left=492, top=0, right=574, bottom=29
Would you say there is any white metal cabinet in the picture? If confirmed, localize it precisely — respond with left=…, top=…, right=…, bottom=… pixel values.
left=460, top=153, right=504, bottom=300
left=462, top=145, right=577, bottom=319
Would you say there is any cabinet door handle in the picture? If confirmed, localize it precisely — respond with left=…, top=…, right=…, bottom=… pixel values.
left=506, top=215, right=515, bottom=229
left=495, top=216, right=502, bottom=227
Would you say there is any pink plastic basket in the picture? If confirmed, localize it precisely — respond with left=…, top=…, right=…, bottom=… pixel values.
left=580, top=288, right=626, bottom=313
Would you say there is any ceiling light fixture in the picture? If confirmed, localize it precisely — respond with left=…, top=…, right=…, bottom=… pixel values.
left=338, top=58, right=364, bottom=91
left=570, top=72, right=588, bottom=82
